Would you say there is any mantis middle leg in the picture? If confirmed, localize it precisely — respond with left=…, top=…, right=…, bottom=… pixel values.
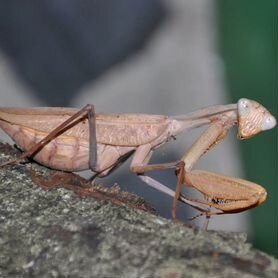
left=129, top=144, right=205, bottom=208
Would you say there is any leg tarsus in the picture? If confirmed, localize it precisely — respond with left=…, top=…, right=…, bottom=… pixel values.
left=0, top=155, right=28, bottom=168
left=202, top=215, right=210, bottom=230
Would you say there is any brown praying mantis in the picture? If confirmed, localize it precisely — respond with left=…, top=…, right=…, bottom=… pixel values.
left=0, top=98, right=276, bottom=223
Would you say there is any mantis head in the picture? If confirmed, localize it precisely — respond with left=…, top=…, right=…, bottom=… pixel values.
left=237, top=98, right=276, bottom=139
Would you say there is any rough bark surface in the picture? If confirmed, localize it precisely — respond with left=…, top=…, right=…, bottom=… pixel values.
left=0, top=143, right=277, bottom=278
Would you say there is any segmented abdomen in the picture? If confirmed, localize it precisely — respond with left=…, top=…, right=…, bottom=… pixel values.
left=0, top=121, right=90, bottom=171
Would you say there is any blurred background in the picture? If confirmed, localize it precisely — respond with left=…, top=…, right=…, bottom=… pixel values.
left=0, top=0, right=276, bottom=256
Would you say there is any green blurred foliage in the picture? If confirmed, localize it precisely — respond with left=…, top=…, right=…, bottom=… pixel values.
left=217, top=0, right=277, bottom=257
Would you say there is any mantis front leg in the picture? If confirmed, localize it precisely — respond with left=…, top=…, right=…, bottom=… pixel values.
left=173, top=120, right=267, bottom=224
left=172, top=121, right=227, bottom=220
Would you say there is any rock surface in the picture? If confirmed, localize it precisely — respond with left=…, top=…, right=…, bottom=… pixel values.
left=0, top=143, right=277, bottom=278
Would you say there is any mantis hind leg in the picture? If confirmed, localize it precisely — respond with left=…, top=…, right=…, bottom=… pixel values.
left=0, top=104, right=96, bottom=168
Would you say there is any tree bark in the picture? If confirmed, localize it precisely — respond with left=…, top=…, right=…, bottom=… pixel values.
left=0, top=143, right=277, bottom=278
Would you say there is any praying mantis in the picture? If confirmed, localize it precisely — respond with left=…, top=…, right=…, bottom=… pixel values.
left=0, top=98, right=276, bottom=223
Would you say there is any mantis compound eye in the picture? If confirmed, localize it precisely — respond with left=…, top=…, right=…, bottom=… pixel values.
left=262, top=115, right=276, bottom=131
left=238, top=98, right=250, bottom=116
left=237, top=98, right=276, bottom=139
